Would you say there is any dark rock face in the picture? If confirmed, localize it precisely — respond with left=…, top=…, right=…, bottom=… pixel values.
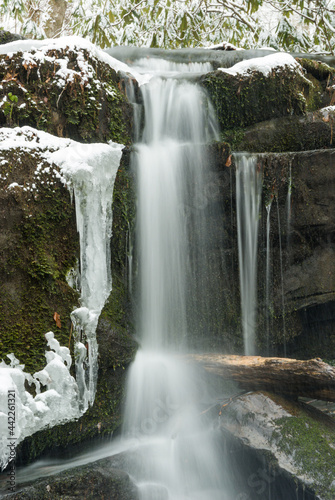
left=195, top=57, right=335, bottom=358
left=258, top=150, right=335, bottom=355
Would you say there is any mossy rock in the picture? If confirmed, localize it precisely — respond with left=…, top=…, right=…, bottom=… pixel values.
left=295, top=58, right=335, bottom=111
left=0, top=30, right=25, bottom=45
left=275, top=408, right=335, bottom=499
left=226, top=108, right=335, bottom=153
left=0, top=45, right=132, bottom=144
left=0, top=144, right=79, bottom=374
left=221, top=391, right=335, bottom=500
left=200, top=64, right=309, bottom=133
left=296, top=57, right=335, bottom=83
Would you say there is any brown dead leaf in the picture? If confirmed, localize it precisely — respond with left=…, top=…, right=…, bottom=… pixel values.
left=53, top=312, right=61, bottom=328
left=2, top=71, right=19, bottom=83
left=225, top=155, right=232, bottom=167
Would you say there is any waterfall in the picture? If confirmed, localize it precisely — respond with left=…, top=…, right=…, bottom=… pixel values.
left=276, top=196, right=287, bottom=357
left=122, top=60, right=234, bottom=499
left=235, top=154, right=262, bottom=356
left=286, top=159, right=292, bottom=238
left=265, top=199, right=273, bottom=354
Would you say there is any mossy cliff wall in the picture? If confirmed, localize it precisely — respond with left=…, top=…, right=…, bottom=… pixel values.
left=0, top=42, right=137, bottom=463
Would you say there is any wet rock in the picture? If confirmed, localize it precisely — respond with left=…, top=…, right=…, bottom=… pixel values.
left=0, top=132, right=79, bottom=375
left=2, top=455, right=139, bottom=499
left=258, top=149, right=335, bottom=354
left=220, top=391, right=335, bottom=500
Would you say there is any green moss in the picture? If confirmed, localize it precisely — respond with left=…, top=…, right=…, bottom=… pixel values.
left=0, top=48, right=132, bottom=144
left=0, top=148, right=80, bottom=374
left=296, top=58, right=335, bottom=82
left=274, top=412, right=335, bottom=499
left=200, top=66, right=308, bottom=133
left=221, top=128, right=246, bottom=150
left=303, top=73, right=323, bottom=112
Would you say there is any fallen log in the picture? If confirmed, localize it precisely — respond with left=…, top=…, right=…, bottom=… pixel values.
left=186, top=354, right=335, bottom=402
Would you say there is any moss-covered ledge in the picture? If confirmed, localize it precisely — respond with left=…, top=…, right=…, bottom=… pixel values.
left=225, top=107, right=335, bottom=153
left=0, top=44, right=133, bottom=144
left=199, top=64, right=309, bottom=132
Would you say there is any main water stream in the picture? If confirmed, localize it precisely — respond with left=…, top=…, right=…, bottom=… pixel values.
left=120, top=58, right=234, bottom=500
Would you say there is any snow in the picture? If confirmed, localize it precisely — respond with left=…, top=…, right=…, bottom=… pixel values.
left=206, top=42, right=243, bottom=51
left=0, top=126, right=124, bottom=469
left=320, top=105, right=335, bottom=118
left=0, top=35, right=151, bottom=86
left=219, top=52, right=301, bottom=76
left=7, top=182, right=21, bottom=190
left=0, top=332, right=80, bottom=469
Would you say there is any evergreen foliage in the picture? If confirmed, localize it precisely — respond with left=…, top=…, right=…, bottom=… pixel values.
left=0, top=0, right=334, bottom=53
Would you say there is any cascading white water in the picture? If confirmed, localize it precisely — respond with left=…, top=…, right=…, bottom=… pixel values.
left=235, top=154, right=262, bottom=356
left=265, top=199, right=273, bottom=353
left=122, top=60, right=234, bottom=499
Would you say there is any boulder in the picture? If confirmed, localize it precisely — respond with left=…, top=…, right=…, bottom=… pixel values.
left=225, top=107, right=335, bottom=153
left=200, top=62, right=309, bottom=131
left=219, top=391, right=335, bottom=500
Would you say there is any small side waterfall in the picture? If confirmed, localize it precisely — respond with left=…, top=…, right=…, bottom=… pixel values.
left=265, top=199, right=273, bottom=353
left=235, top=154, right=262, bottom=355
left=122, top=61, right=233, bottom=499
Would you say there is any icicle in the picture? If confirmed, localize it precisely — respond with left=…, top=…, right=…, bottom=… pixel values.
left=51, top=141, right=124, bottom=407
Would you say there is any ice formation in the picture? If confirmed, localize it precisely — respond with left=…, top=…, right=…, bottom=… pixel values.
left=0, top=126, right=123, bottom=468
left=0, top=333, right=79, bottom=469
